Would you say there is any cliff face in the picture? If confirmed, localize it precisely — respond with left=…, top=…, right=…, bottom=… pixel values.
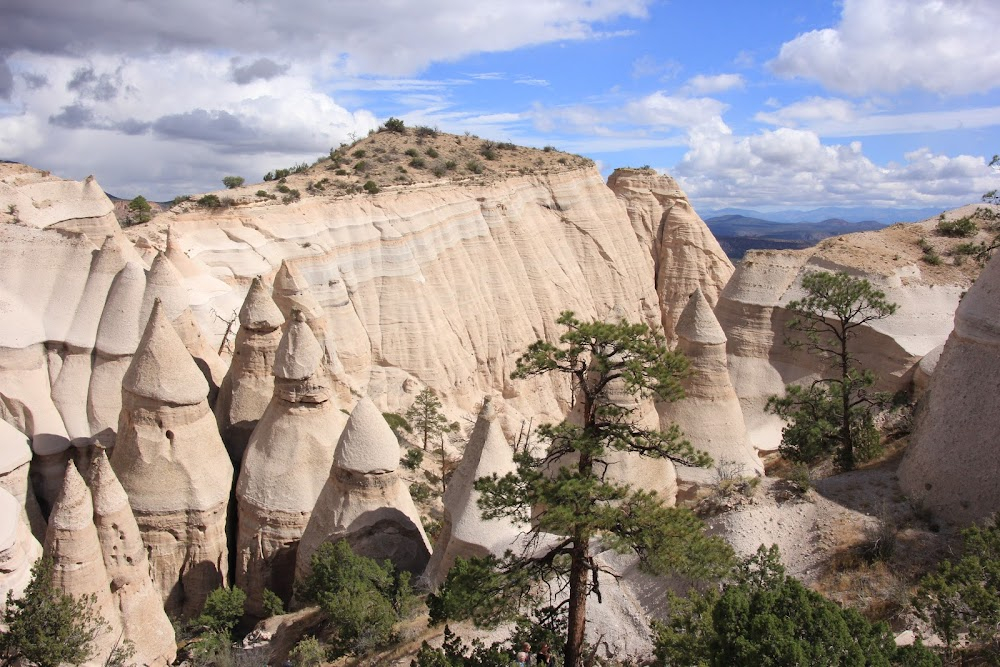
left=156, top=166, right=664, bottom=425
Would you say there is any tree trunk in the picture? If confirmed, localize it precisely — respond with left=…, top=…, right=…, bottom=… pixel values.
left=564, top=540, right=589, bottom=667
left=840, top=332, right=853, bottom=470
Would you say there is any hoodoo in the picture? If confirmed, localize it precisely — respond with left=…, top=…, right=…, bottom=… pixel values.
left=89, top=450, right=176, bottom=666
left=235, top=310, right=346, bottom=616
left=217, top=276, right=286, bottom=465
left=0, top=488, right=41, bottom=610
left=660, top=288, right=763, bottom=480
left=424, top=397, right=525, bottom=588
left=899, top=254, right=1000, bottom=525
left=43, top=463, right=123, bottom=666
left=295, top=396, right=430, bottom=584
left=111, top=299, right=233, bottom=617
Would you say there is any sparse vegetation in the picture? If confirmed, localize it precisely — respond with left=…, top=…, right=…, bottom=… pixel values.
left=222, top=175, right=244, bottom=189
left=381, top=117, right=406, bottom=134
left=363, top=180, right=380, bottom=194
left=935, top=215, right=977, bottom=237
left=197, top=194, right=224, bottom=208
left=126, top=195, right=152, bottom=225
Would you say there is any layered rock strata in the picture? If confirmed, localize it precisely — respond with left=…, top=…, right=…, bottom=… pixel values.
left=606, top=168, right=734, bottom=342
left=235, top=311, right=346, bottom=615
left=659, top=289, right=762, bottom=481
left=425, top=397, right=525, bottom=588
left=43, top=463, right=123, bottom=665
left=216, top=276, right=285, bottom=465
left=296, top=397, right=430, bottom=583
left=111, top=300, right=233, bottom=617
left=89, top=450, right=176, bottom=666
left=898, top=254, right=1000, bottom=525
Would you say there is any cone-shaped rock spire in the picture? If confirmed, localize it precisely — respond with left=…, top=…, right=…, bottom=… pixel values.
left=235, top=310, right=346, bottom=616
left=43, top=463, right=123, bottom=665
left=112, top=301, right=233, bottom=617
left=295, top=397, right=430, bottom=585
left=216, top=276, right=285, bottom=465
left=88, top=450, right=176, bottom=666
left=659, top=288, right=762, bottom=480
left=425, top=397, right=525, bottom=588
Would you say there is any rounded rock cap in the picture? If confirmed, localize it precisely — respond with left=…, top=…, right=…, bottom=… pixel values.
left=675, top=288, right=726, bottom=346
left=123, top=299, right=209, bottom=404
left=48, top=462, right=94, bottom=531
left=88, top=448, right=130, bottom=517
left=274, top=310, right=324, bottom=381
left=239, top=276, right=284, bottom=331
left=334, top=397, right=400, bottom=474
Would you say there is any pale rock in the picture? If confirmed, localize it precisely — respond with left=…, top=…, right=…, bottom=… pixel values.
left=296, top=397, right=430, bottom=584
left=660, top=289, right=762, bottom=482
left=424, top=397, right=526, bottom=588
left=216, top=276, right=285, bottom=465
left=0, top=488, right=41, bottom=611
left=43, top=463, right=123, bottom=666
left=912, top=343, right=944, bottom=402
left=899, top=254, right=1000, bottom=525
left=88, top=450, right=176, bottom=666
left=235, top=314, right=346, bottom=616
left=606, top=169, right=734, bottom=342
left=111, top=300, right=233, bottom=617
left=0, top=420, right=45, bottom=535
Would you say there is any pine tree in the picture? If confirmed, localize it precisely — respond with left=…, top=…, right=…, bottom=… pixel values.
left=430, top=311, right=733, bottom=667
left=406, top=388, right=452, bottom=452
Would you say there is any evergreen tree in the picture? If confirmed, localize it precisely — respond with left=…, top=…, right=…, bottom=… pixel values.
left=766, top=271, right=897, bottom=470
left=0, top=557, right=110, bottom=667
left=430, top=311, right=733, bottom=667
left=126, top=195, right=152, bottom=225
left=406, top=388, right=453, bottom=452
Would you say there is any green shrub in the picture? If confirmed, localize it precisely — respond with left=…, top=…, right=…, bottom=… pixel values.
left=171, top=194, right=191, bottom=206
left=383, top=412, right=412, bottom=434
left=426, top=147, right=439, bottom=158
left=255, top=190, right=269, bottom=198
left=125, top=195, right=152, bottom=225
left=363, top=180, right=380, bottom=194
left=261, top=588, right=284, bottom=618
left=936, top=216, right=977, bottom=237
left=404, top=148, right=419, bottom=157
left=352, top=149, right=366, bottom=158
left=409, top=481, right=433, bottom=503
left=298, top=541, right=415, bottom=657
left=480, top=147, right=497, bottom=161
left=465, top=161, right=483, bottom=174
left=409, top=157, right=426, bottom=169
left=952, top=242, right=979, bottom=256
left=195, top=586, right=245, bottom=637
left=381, top=117, right=406, bottom=133
left=276, top=184, right=291, bottom=194
left=444, top=160, right=457, bottom=170
left=189, top=630, right=233, bottom=667
left=401, top=448, right=424, bottom=471
left=557, top=157, right=568, bottom=165
left=197, top=194, right=224, bottom=208
left=335, top=169, right=348, bottom=176
left=543, top=145, right=555, bottom=152
left=282, top=189, right=301, bottom=204
left=289, top=636, right=326, bottom=667
left=222, top=176, right=244, bottom=189
left=432, top=165, right=446, bottom=178
left=354, top=160, right=368, bottom=172
left=923, top=250, right=943, bottom=265
left=414, top=125, right=438, bottom=138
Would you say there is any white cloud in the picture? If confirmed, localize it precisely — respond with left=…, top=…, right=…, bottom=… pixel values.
left=623, top=92, right=729, bottom=130
left=673, top=126, right=996, bottom=208
left=682, top=73, right=745, bottom=95
left=771, top=0, right=1000, bottom=95
left=757, top=97, right=1000, bottom=137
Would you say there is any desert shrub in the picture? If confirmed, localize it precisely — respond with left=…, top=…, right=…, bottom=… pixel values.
left=401, top=448, right=424, bottom=471
left=289, top=636, right=326, bottom=667
left=480, top=147, right=497, bottom=161
left=465, top=160, right=483, bottom=174
left=383, top=412, right=412, bottom=435
left=923, top=249, right=943, bottom=265
left=936, top=216, right=977, bottom=237
left=414, top=125, right=438, bottom=138
left=952, top=242, right=979, bottom=256
left=261, top=589, right=284, bottom=618
left=352, top=149, right=366, bottom=158
left=444, top=160, right=457, bottom=170
left=334, top=169, right=348, bottom=176
left=189, top=631, right=233, bottom=667
left=381, top=117, right=406, bottom=133
left=354, top=160, right=368, bottom=172
left=557, top=157, right=568, bottom=165
left=712, top=461, right=760, bottom=499
left=171, top=194, right=191, bottom=206
left=542, top=145, right=555, bottom=152
left=786, top=462, right=812, bottom=494
left=298, top=541, right=415, bottom=657
left=860, top=506, right=897, bottom=563
left=404, top=148, right=419, bottom=157
left=125, top=195, right=152, bottom=225
left=281, top=189, right=301, bottom=204
left=276, top=184, right=291, bottom=194
left=197, top=194, right=224, bottom=208
left=363, top=180, right=379, bottom=194
left=432, top=165, right=447, bottom=178
left=222, top=176, right=244, bottom=189
left=426, top=147, right=439, bottom=158
left=409, top=481, right=433, bottom=504
left=410, top=157, right=426, bottom=169
left=195, top=586, right=246, bottom=636
left=255, top=190, right=269, bottom=198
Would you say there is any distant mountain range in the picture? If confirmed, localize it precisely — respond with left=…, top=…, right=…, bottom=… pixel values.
left=704, top=214, right=888, bottom=261
left=699, top=206, right=943, bottom=225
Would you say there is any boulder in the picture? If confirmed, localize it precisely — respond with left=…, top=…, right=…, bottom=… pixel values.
left=235, top=311, right=346, bottom=616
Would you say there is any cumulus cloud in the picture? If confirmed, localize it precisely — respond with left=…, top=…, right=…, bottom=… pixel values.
left=771, top=0, right=1000, bottom=95
left=682, top=73, right=744, bottom=95
left=0, top=60, right=12, bottom=100
left=230, top=58, right=288, bottom=85
left=673, top=126, right=996, bottom=208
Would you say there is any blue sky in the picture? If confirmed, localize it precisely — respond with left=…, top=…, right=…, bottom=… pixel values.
left=1, top=0, right=998, bottom=212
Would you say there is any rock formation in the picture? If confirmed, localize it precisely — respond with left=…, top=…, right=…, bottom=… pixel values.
left=606, top=168, right=734, bottom=341
left=424, top=397, right=525, bottom=588
left=898, top=254, right=1000, bottom=525
left=216, top=276, right=285, bottom=465
left=235, top=311, right=346, bottom=616
left=660, top=288, right=762, bottom=481
left=296, top=397, right=430, bottom=583
left=43, top=463, right=123, bottom=666
left=0, top=419, right=43, bottom=534
left=0, top=487, right=41, bottom=610
left=111, top=300, right=233, bottom=617
left=89, top=450, right=176, bottom=666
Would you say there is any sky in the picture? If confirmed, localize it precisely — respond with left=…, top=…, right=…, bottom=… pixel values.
left=1, top=0, right=999, bottom=212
